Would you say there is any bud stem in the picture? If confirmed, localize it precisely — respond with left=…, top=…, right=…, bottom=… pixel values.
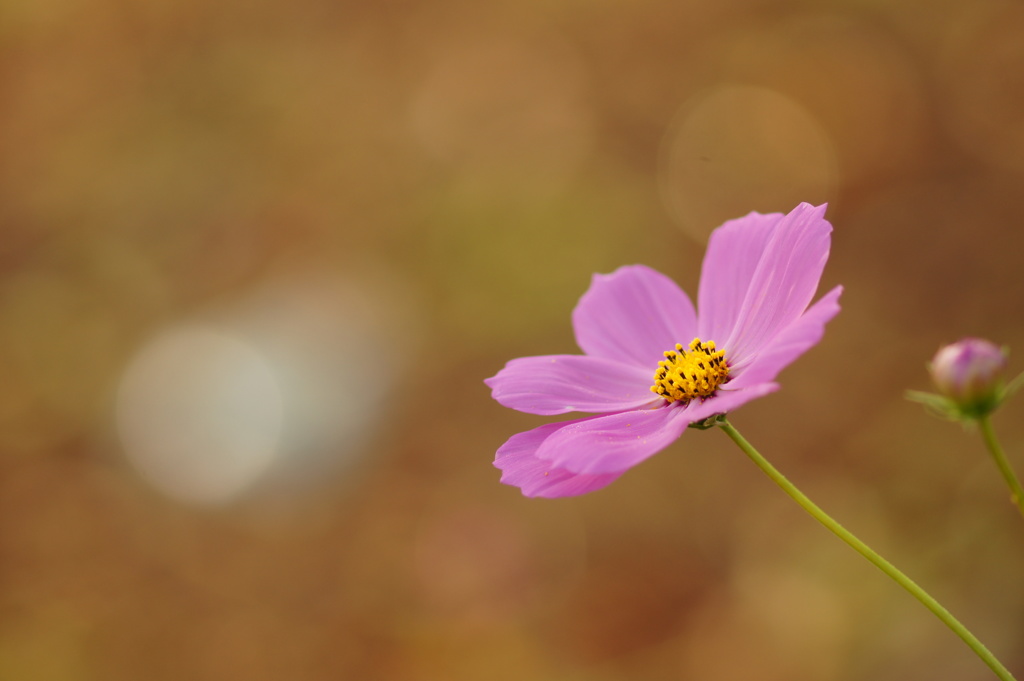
left=977, top=415, right=1024, bottom=521
left=717, top=418, right=1017, bottom=681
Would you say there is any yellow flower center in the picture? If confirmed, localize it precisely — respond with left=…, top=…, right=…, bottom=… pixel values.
left=650, top=338, right=730, bottom=403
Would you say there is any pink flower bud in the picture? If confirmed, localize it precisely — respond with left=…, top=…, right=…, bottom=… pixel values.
left=930, top=338, right=1007, bottom=412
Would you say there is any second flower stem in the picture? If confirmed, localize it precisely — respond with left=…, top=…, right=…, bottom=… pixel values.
left=717, top=418, right=1015, bottom=681
left=977, top=415, right=1024, bottom=520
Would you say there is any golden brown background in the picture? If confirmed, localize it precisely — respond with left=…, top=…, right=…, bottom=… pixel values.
left=3, top=0, right=1024, bottom=679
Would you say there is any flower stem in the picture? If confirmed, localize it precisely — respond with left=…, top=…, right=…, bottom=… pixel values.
left=977, top=415, right=1024, bottom=521
left=717, top=418, right=1016, bottom=681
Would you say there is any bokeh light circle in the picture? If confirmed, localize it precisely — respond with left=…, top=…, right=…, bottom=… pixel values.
left=658, top=84, right=838, bottom=240
left=116, top=326, right=284, bottom=506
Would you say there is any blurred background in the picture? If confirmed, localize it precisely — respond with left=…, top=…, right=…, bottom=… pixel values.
left=2, top=0, right=1024, bottom=679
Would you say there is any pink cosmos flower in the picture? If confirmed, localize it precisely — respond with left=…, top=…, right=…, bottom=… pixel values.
left=485, top=202, right=842, bottom=498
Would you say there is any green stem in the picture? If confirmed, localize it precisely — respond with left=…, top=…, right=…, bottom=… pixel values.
left=977, top=415, right=1024, bottom=521
left=717, top=418, right=1016, bottom=681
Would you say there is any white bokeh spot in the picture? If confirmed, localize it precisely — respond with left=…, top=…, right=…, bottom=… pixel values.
left=116, top=326, right=284, bottom=506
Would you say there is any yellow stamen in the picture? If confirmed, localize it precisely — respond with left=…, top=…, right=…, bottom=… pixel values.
left=650, top=338, right=730, bottom=403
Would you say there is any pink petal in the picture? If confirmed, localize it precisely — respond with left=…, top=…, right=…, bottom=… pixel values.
left=727, top=285, right=843, bottom=389
left=496, top=382, right=781, bottom=492
left=535, top=404, right=694, bottom=475
left=533, top=381, right=783, bottom=477
left=697, top=211, right=781, bottom=344
left=573, top=265, right=698, bottom=369
left=698, top=203, right=833, bottom=366
left=494, top=419, right=624, bottom=498
left=485, top=355, right=656, bottom=415
left=681, top=380, right=781, bottom=423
